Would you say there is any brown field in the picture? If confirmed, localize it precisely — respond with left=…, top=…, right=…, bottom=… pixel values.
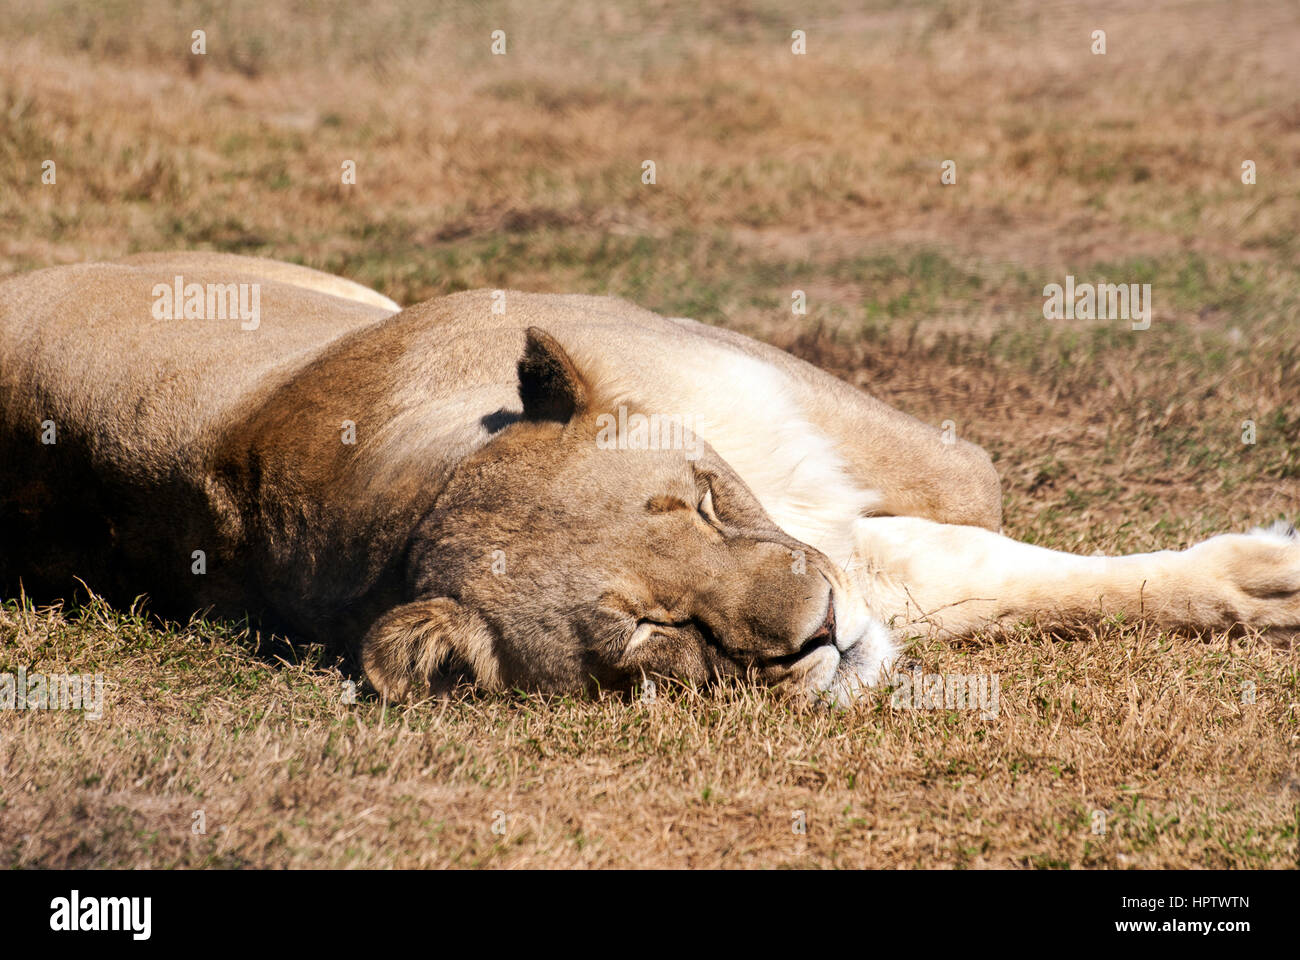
left=1, top=0, right=1298, bottom=868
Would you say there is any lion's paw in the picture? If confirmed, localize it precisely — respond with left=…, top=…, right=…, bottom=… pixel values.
left=1194, top=521, right=1300, bottom=636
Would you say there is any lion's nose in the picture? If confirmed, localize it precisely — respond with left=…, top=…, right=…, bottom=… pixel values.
left=803, top=598, right=836, bottom=650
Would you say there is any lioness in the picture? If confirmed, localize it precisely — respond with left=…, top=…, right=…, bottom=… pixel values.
left=2, top=253, right=1296, bottom=702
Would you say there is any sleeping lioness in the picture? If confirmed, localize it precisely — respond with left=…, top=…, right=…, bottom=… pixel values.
left=2, top=253, right=1297, bottom=702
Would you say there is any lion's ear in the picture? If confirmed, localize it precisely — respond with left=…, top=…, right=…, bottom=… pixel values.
left=361, top=598, right=503, bottom=702
left=517, top=326, right=590, bottom=423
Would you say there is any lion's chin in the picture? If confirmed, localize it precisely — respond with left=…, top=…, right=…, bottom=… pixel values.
left=807, top=616, right=897, bottom=705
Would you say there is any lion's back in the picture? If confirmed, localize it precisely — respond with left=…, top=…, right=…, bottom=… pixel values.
left=0, top=257, right=394, bottom=601
left=0, top=259, right=392, bottom=476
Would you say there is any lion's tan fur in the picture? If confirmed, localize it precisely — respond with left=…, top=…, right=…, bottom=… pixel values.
left=2, top=253, right=1296, bottom=702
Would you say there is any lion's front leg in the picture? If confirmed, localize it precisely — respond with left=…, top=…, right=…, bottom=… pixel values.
left=847, top=516, right=1300, bottom=640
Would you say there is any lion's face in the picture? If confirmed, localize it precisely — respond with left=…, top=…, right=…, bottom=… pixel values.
left=361, top=328, right=890, bottom=702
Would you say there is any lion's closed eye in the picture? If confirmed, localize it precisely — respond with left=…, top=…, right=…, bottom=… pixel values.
left=642, top=486, right=722, bottom=525
left=626, top=619, right=663, bottom=653
left=627, top=615, right=697, bottom=654
left=644, top=491, right=723, bottom=534
left=697, top=486, right=720, bottom=525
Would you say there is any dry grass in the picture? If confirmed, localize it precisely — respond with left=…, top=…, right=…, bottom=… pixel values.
left=1, top=0, right=1298, bottom=868
left=3, top=596, right=1298, bottom=868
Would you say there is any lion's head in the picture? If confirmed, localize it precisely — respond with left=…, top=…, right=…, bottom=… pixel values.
left=361, top=328, right=892, bottom=703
